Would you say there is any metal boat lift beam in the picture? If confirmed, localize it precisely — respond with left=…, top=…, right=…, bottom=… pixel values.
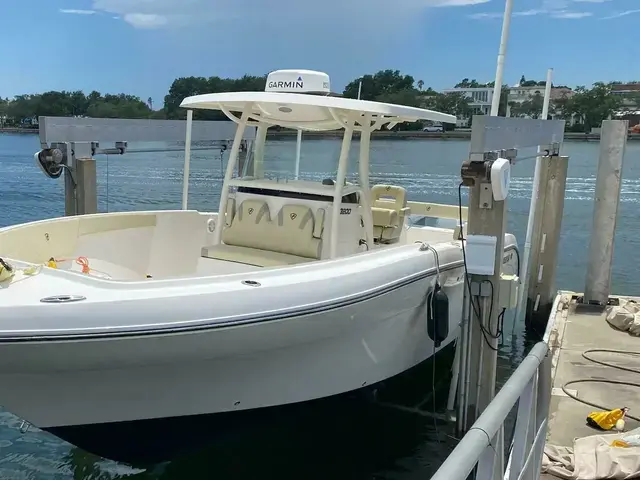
left=468, top=115, right=565, bottom=161
left=38, top=116, right=256, bottom=146
left=37, top=116, right=256, bottom=216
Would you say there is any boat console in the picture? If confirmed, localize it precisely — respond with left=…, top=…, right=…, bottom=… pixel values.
left=202, top=177, right=367, bottom=266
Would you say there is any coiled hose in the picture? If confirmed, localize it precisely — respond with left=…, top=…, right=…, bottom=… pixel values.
left=561, top=348, right=640, bottom=423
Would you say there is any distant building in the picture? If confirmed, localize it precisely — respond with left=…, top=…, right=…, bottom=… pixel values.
left=441, top=87, right=495, bottom=127
left=506, top=84, right=574, bottom=117
left=610, top=83, right=640, bottom=96
left=610, top=84, right=640, bottom=127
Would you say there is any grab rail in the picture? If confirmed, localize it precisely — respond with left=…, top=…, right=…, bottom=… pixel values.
left=431, top=342, right=551, bottom=480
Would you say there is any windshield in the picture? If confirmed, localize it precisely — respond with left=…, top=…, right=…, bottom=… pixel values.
left=241, top=137, right=363, bottom=185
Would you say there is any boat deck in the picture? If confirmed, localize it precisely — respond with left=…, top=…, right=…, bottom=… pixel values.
left=543, top=291, right=640, bottom=476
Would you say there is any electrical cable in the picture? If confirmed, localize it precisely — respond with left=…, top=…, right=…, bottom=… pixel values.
left=457, top=182, right=503, bottom=351
left=561, top=349, right=640, bottom=423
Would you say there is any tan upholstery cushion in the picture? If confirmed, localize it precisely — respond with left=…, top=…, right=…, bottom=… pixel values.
left=272, top=204, right=322, bottom=259
left=313, top=208, right=325, bottom=239
left=216, top=199, right=325, bottom=263
left=372, top=184, right=407, bottom=210
left=371, top=207, right=398, bottom=227
left=222, top=199, right=271, bottom=249
left=370, top=184, right=411, bottom=244
left=225, top=198, right=236, bottom=227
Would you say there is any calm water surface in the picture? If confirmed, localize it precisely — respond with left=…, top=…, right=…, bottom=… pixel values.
left=1, top=132, right=639, bottom=479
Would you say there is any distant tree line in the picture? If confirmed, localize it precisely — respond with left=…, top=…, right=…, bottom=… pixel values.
left=1, top=70, right=638, bottom=133
left=0, top=91, right=160, bottom=127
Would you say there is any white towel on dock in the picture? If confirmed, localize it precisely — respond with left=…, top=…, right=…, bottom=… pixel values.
left=542, top=428, right=640, bottom=480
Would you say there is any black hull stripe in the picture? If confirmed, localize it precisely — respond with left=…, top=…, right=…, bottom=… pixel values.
left=0, top=247, right=518, bottom=343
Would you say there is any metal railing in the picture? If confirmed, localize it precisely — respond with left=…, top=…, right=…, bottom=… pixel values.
left=431, top=342, right=551, bottom=480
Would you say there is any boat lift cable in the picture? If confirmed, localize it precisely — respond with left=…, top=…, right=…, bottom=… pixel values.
left=95, top=145, right=230, bottom=155
left=561, top=349, right=640, bottom=423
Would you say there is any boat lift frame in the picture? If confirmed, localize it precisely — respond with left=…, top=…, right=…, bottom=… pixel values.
left=456, top=114, right=565, bottom=439
left=36, top=116, right=256, bottom=215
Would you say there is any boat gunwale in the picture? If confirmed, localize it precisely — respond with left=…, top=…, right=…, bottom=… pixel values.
left=0, top=245, right=518, bottom=343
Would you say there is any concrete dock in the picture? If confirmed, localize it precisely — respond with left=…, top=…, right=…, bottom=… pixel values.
left=544, top=291, right=640, bottom=457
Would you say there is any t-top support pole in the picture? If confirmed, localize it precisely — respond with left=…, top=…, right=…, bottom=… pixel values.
left=294, top=129, right=302, bottom=180
left=181, top=109, right=194, bottom=210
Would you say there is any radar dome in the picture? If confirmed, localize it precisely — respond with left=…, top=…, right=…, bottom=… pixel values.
left=265, top=69, right=330, bottom=95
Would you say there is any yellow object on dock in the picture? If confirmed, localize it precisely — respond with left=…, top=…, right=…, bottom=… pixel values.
left=587, top=408, right=628, bottom=431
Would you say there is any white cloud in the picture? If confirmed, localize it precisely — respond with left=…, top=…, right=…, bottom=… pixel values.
left=468, top=8, right=546, bottom=18
left=550, top=10, right=592, bottom=17
left=469, top=0, right=593, bottom=19
left=432, top=0, right=490, bottom=6
left=467, top=11, right=503, bottom=18
left=92, top=0, right=490, bottom=29
left=123, top=13, right=168, bottom=28
left=515, top=9, right=547, bottom=15
left=59, top=9, right=97, bottom=15
left=601, top=8, right=640, bottom=18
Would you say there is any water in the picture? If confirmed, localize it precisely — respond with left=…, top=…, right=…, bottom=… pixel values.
left=1, top=132, right=639, bottom=479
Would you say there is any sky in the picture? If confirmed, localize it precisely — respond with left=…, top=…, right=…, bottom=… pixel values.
left=1, top=0, right=638, bottom=108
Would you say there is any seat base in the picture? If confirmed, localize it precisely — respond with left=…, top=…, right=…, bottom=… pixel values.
left=373, top=226, right=402, bottom=244
left=201, top=244, right=314, bottom=268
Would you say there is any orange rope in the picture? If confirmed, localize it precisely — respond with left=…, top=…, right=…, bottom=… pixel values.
left=75, top=256, right=91, bottom=274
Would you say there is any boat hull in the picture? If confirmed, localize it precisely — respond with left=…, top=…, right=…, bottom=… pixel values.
left=0, top=266, right=463, bottom=427
left=45, top=340, right=457, bottom=466
left=0, top=239, right=519, bottom=464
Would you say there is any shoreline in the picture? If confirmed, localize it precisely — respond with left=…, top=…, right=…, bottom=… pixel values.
left=0, top=128, right=39, bottom=134
left=3, top=127, right=638, bottom=142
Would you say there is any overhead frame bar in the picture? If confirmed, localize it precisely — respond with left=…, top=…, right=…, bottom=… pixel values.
left=38, top=116, right=256, bottom=145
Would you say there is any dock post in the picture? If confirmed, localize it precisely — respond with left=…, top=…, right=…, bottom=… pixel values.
left=461, top=176, right=507, bottom=431
left=63, top=143, right=98, bottom=216
left=64, top=143, right=77, bottom=216
left=525, top=156, right=569, bottom=334
left=75, top=157, right=98, bottom=215
left=584, top=120, right=628, bottom=306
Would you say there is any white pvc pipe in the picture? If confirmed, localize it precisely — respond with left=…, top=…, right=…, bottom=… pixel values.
left=330, top=121, right=355, bottom=258
left=181, top=109, right=193, bottom=210
left=213, top=105, right=252, bottom=245
left=358, top=117, right=374, bottom=248
left=357, top=81, right=363, bottom=100
left=514, top=68, right=554, bottom=326
left=489, top=0, right=514, bottom=116
left=294, top=129, right=302, bottom=180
